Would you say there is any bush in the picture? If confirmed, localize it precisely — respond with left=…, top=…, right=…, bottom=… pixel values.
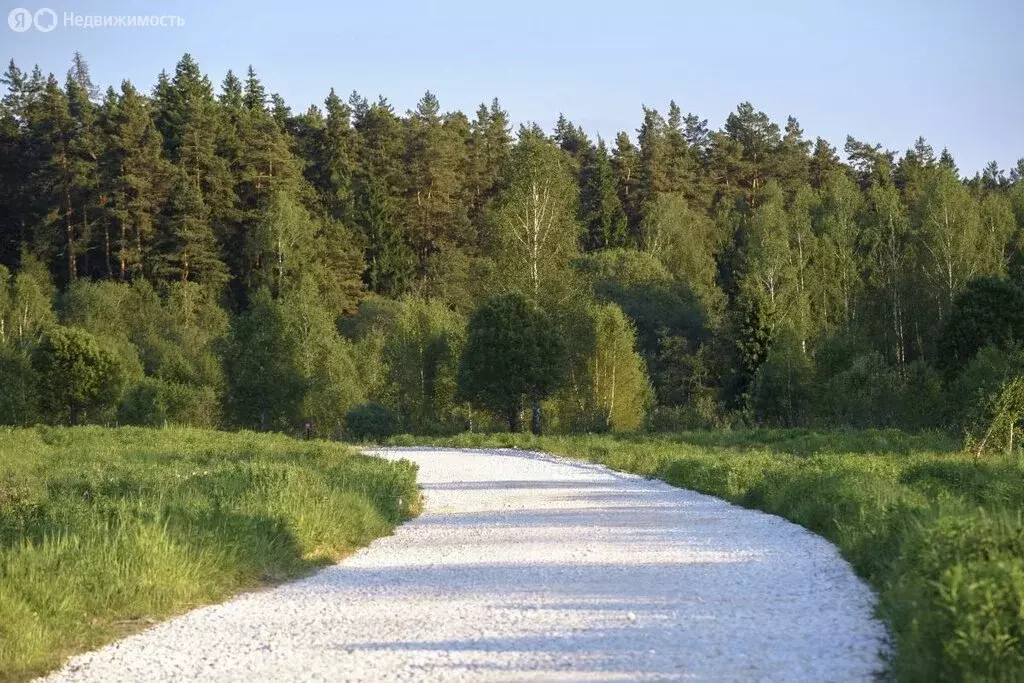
left=346, top=402, right=402, bottom=442
left=32, top=326, right=126, bottom=425
left=644, top=397, right=726, bottom=432
left=458, top=294, right=567, bottom=433
left=937, top=277, right=1024, bottom=380
left=0, top=347, right=37, bottom=425
left=948, top=346, right=1024, bottom=457
left=895, top=361, right=945, bottom=431
left=221, top=290, right=307, bottom=432
left=119, top=378, right=222, bottom=428
left=750, top=330, right=813, bottom=427
left=380, top=296, right=466, bottom=433
left=551, top=303, right=652, bottom=433
left=813, top=346, right=906, bottom=428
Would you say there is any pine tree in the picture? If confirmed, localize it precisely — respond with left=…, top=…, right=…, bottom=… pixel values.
left=720, top=102, right=782, bottom=209
left=352, top=97, right=414, bottom=294
left=467, top=99, right=512, bottom=228
left=938, top=147, right=959, bottom=176
left=809, top=137, right=841, bottom=189
left=299, top=89, right=356, bottom=222
left=30, top=75, right=80, bottom=284
left=64, top=54, right=105, bottom=279
left=895, top=137, right=935, bottom=205
left=242, top=65, right=266, bottom=112
left=355, top=175, right=414, bottom=297
left=155, top=170, right=227, bottom=287
left=101, top=81, right=170, bottom=280
left=553, top=113, right=589, bottom=172
left=664, top=101, right=697, bottom=199
left=156, top=55, right=235, bottom=280
left=845, top=136, right=894, bottom=189
left=680, top=113, right=714, bottom=210
left=219, top=70, right=243, bottom=111
left=579, top=139, right=628, bottom=250
left=0, top=61, right=32, bottom=267
left=612, top=131, right=641, bottom=236
left=637, top=106, right=669, bottom=207
left=404, top=91, right=471, bottom=274
left=776, top=116, right=811, bottom=195
left=270, top=94, right=291, bottom=130
left=234, top=69, right=303, bottom=218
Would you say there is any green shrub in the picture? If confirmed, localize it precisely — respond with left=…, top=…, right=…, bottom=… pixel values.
left=750, top=330, right=813, bottom=427
left=896, top=361, right=945, bottom=431
left=644, top=399, right=726, bottom=431
left=948, top=346, right=1024, bottom=456
left=936, top=276, right=1024, bottom=380
left=345, top=402, right=402, bottom=441
left=0, top=347, right=37, bottom=425
left=31, top=326, right=127, bottom=425
left=119, top=378, right=221, bottom=428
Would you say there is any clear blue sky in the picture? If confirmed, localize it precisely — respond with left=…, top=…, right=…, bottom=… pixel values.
left=3, top=0, right=1022, bottom=175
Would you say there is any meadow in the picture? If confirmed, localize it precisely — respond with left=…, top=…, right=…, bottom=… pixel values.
left=389, top=429, right=1024, bottom=682
left=0, top=426, right=419, bottom=681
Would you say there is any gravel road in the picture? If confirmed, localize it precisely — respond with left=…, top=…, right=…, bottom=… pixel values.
left=41, top=447, right=888, bottom=682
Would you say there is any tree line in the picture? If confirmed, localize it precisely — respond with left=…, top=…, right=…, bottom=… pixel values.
left=2, top=52, right=1023, bottom=440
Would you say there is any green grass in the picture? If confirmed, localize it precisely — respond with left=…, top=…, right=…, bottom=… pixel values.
left=0, top=426, right=419, bottom=682
left=388, top=428, right=1024, bottom=682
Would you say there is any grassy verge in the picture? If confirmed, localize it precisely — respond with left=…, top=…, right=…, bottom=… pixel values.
left=388, top=429, right=1024, bottom=682
left=0, top=426, right=419, bottom=682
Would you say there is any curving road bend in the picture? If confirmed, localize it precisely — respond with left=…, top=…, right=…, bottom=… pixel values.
left=41, top=447, right=888, bottom=682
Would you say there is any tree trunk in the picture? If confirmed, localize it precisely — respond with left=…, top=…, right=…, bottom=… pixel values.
left=531, top=399, right=542, bottom=435
left=104, top=218, right=112, bottom=278
left=65, top=195, right=77, bottom=282
left=507, top=404, right=521, bottom=433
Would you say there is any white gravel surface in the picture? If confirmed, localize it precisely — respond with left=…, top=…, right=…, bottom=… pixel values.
left=40, top=447, right=888, bottom=682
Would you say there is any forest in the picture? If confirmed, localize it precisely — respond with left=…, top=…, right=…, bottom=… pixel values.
left=2, top=52, right=1024, bottom=444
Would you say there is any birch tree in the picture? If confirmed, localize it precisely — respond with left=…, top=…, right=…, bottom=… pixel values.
left=589, top=303, right=651, bottom=430
left=817, top=170, right=864, bottom=325
left=491, top=133, right=580, bottom=305
left=863, top=182, right=912, bottom=364
left=739, top=182, right=795, bottom=337
left=639, top=192, right=721, bottom=314
left=916, top=168, right=987, bottom=320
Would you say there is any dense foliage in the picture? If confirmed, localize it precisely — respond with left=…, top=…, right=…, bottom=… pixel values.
left=0, top=426, right=419, bottom=681
left=458, top=293, right=566, bottom=432
left=392, top=429, right=1024, bottom=682
left=2, top=53, right=1024, bottom=436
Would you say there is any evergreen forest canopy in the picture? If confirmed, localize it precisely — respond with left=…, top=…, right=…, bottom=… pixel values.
left=2, top=52, right=1024, bottom=440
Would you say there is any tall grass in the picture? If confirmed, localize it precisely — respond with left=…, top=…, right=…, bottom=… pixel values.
left=388, top=429, right=1024, bottom=682
left=0, top=426, right=419, bottom=682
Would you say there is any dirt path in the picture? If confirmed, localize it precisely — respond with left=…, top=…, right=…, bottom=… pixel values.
left=41, top=447, right=887, bottom=682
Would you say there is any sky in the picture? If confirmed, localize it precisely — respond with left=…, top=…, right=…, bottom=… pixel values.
left=1, top=0, right=1021, bottom=175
